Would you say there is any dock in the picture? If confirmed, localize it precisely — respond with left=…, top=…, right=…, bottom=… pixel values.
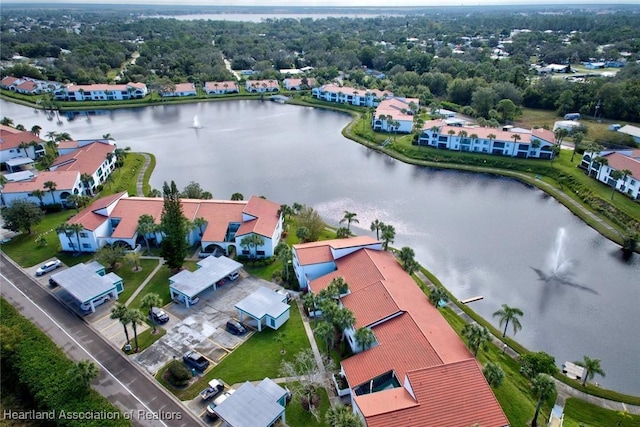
left=270, top=95, right=290, bottom=104
left=459, top=296, right=484, bottom=304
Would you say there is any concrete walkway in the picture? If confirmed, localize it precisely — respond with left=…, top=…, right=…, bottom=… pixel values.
left=414, top=270, right=640, bottom=416
left=136, top=152, right=151, bottom=196
left=125, top=257, right=163, bottom=306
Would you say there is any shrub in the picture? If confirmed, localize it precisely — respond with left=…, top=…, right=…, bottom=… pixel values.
left=166, top=360, right=191, bottom=387
left=43, top=203, right=62, bottom=213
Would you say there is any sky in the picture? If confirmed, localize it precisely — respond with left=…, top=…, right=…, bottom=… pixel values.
left=14, top=0, right=640, bottom=6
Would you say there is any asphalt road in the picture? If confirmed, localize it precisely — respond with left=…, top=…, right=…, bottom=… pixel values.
left=0, top=254, right=204, bottom=427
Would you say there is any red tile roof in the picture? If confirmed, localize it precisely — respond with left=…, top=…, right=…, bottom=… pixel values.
left=51, top=141, right=115, bottom=175
left=340, top=280, right=400, bottom=329
left=1, top=170, right=79, bottom=194
left=603, top=152, right=640, bottom=178
left=205, top=81, right=239, bottom=91
left=359, top=359, right=509, bottom=427
left=68, top=192, right=127, bottom=230
left=194, top=201, right=245, bottom=241
left=0, top=129, right=44, bottom=150
left=1, top=76, right=20, bottom=86
left=0, top=124, right=21, bottom=134
left=16, top=81, right=37, bottom=92
left=294, top=236, right=380, bottom=266
left=236, top=196, right=281, bottom=238
left=422, top=119, right=554, bottom=145
left=173, top=82, right=196, bottom=93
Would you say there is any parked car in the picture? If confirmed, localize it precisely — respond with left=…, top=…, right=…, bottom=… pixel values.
left=227, top=271, right=239, bottom=281
left=80, top=294, right=111, bottom=311
left=206, top=389, right=235, bottom=419
left=174, top=295, right=199, bottom=306
left=200, top=379, right=225, bottom=401
left=225, top=319, right=246, bottom=336
left=183, top=350, right=210, bottom=372
left=48, top=277, right=58, bottom=288
left=150, top=307, right=169, bottom=324
left=35, top=259, right=61, bottom=276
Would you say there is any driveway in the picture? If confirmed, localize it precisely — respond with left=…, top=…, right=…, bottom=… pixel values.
left=133, top=272, right=286, bottom=376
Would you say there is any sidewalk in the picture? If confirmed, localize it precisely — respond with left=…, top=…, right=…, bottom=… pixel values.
left=414, top=270, right=640, bottom=416
left=136, top=152, right=151, bottom=196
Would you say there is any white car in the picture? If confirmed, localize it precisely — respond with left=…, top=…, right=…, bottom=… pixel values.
left=80, top=294, right=111, bottom=311
left=35, top=259, right=61, bottom=276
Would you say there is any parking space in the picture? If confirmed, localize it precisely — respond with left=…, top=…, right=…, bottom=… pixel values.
left=132, top=273, right=287, bottom=378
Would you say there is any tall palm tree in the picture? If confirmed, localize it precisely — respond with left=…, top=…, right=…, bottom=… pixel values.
left=29, top=189, right=46, bottom=207
left=511, top=133, right=521, bottom=156
left=334, top=307, right=356, bottom=345
left=68, top=360, right=99, bottom=389
left=192, top=216, right=207, bottom=238
left=18, top=141, right=29, bottom=157
left=398, top=246, right=415, bottom=270
left=56, top=223, right=74, bottom=250
left=140, top=293, right=163, bottom=334
left=461, top=323, right=491, bottom=357
left=380, top=224, right=395, bottom=250
left=126, top=309, right=145, bottom=352
left=354, top=327, right=375, bottom=351
left=110, top=303, right=131, bottom=345
left=482, top=362, right=505, bottom=388
left=493, top=304, right=524, bottom=337
left=570, top=132, right=584, bottom=162
left=340, top=211, right=359, bottom=232
left=136, top=214, right=156, bottom=254
left=609, top=169, right=624, bottom=200
left=43, top=180, right=57, bottom=204
left=80, top=173, right=94, bottom=195
left=370, top=219, right=384, bottom=240
left=531, top=374, right=556, bottom=427
left=67, top=222, right=85, bottom=253
left=574, top=355, right=605, bottom=387
left=314, top=320, right=334, bottom=352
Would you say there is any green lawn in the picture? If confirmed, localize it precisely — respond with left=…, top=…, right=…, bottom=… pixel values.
left=123, top=325, right=166, bottom=354
left=128, top=261, right=197, bottom=309
left=115, top=258, right=159, bottom=303
left=161, top=302, right=310, bottom=400
left=563, top=397, right=640, bottom=427
left=284, top=383, right=331, bottom=427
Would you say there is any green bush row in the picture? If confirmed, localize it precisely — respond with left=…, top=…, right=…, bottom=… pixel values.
left=0, top=298, right=131, bottom=427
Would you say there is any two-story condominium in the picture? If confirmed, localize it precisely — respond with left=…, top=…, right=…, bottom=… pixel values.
left=283, top=77, right=317, bottom=91
left=1, top=170, right=82, bottom=207
left=204, top=81, right=239, bottom=95
left=418, top=119, right=557, bottom=159
left=312, top=84, right=391, bottom=107
left=372, top=97, right=419, bottom=133
left=292, top=237, right=509, bottom=427
left=1, top=76, right=62, bottom=94
left=580, top=151, right=640, bottom=200
left=245, top=80, right=280, bottom=93
left=0, top=126, right=46, bottom=169
left=58, top=193, right=283, bottom=255
left=161, top=82, right=197, bottom=97
left=53, top=82, right=148, bottom=101
left=49, top=140, right=116, bottom=195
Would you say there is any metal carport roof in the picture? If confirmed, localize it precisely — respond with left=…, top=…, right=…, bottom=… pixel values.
left=234, top=286, right=289, bottom=321
left=169, top=256, right=243, bottom=298
left=50, top=263, right=120, bottom=303
left=214, top=379, right=286, bottom=427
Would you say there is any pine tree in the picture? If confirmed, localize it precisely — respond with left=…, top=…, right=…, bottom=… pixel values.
left=160, top=181, right=188, bottom=270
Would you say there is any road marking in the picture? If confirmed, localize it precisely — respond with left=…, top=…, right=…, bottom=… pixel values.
left=0, top=272, right=171, bottom=427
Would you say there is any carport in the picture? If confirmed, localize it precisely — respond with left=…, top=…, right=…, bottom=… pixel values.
left=50, top=261, right=123, bottom=313
left=5, top=157, right=34, bottom=173
left=234, top=286, right=290, bottom=332
left=213, top=378, right=287, bottom=427
left=169, top=256, right=243, bottom=308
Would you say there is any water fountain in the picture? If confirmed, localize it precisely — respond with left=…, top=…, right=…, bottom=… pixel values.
left=548, top=227, right=572, bottom=277
left=192, top=115, right=202, bottom=129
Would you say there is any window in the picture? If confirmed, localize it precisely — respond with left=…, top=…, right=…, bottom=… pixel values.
left=269, top=318, right=275, bottom=327
left=82, top=243, right=91, bottom=249
left=257, top=250, right=265, bottom=256
left=80, top=232, right=88, bottom=238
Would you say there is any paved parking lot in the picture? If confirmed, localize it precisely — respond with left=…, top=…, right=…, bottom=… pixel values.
left=132, top=273, right=287, bottom=376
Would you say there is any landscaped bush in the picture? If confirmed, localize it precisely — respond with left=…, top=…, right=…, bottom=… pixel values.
left=43, top=203, right=63, bottom=213
left=166, top=360, right=191, bottom=387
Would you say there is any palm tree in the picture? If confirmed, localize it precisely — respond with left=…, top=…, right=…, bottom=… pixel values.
left=80, top=173, right=94, bottom=196
left=275, top=242, right=292, bottom=282
left=531, top=374, right=556, bottom=427
left=461, top=323, right=491, bottom=357
left=493, top=304, right=524, bottom=337
left=19, top=141, right=29, bottom=157
left=278, top=204, right=294, bottom=221
left=110, top=303, right=131, bottom=345
left=136, top=214, right=156, bottom=254
left=340, top=211, right=359, bottom=232
left=231, top=192, right=244, bottom=201
left=575, top=356, right=605, bottom=387
left=29, top=189, right=46, bottom=207
left=398, top=246, right=415, bottom=269
left=428, top=287, right=449, bottom=308
left=333, top=307, right=356, bottom=344
left=140, top=293, right=163, bottom=334
left=56, top=223, right=74, bottom=250
left=370, top=219, right=384, bottom=240
left=103, top=133, right=115, bottom=141
left=192, top=216, right=207, bottom=239
left=482, top=362, right=505, bottom=388
left=43, top=180, right=57, bottom=204
left=380, top=224, right=395, bottom=251
left=124, top=251, right=141, bottom=271
left=593, top=156, right=608, bottom=180
left=67, top=222, right=85, bottom=253
left=68, top=360, right=99, bottom=389
left=570, top=132, right=584, bottom=162
left=609, top=169, right=624, bottom=200
left=511, top=133, right=521, bottom=156
left=326, top=404, right=364, bottom=427
left=1, top=117, right=14, bottom=126
left=126, top=309, right=145, bottom=352
left=354, top=327, right=375, bottom=351
left=314, top=320, right=334, bottom=352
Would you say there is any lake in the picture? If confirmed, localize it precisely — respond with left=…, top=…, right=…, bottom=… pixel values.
left=1, top=99, right=638, bottom=394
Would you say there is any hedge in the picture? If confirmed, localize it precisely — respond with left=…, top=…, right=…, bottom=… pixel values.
left=0, top=298, right=131, bottom=427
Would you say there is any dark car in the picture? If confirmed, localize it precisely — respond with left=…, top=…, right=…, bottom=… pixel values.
left=183, top=350, right=210, bottom=372
left=48, top=277, right=58, bottom=288
left=225, top=320, right=246, bottom=336
left=150, top=307, right=169, bottom=324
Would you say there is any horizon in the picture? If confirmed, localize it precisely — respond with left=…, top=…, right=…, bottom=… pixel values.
left=9, top=0, right=640, bottom=7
